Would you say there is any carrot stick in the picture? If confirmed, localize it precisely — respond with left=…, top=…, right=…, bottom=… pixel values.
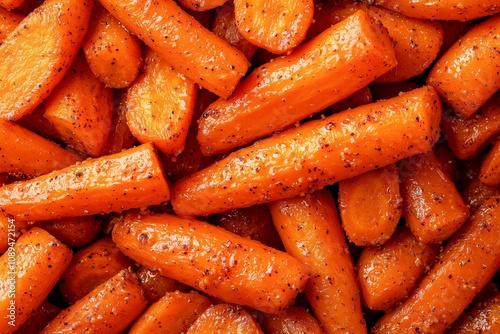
left=0, top=143, right=170, bottom=221
left=480, top=140, right=500, bottom=186
left=136, top=266, right=190, bottom=303
left=177, top=0, right=226, bottom=11
left=197, top=10, right=398, bottom=155
left=448, top=292, right=500, bottom=333
left=0, top=0, right=93, bottom=121
left=129, top=291, right=211, bottom=334
left=0, top=227, right=72, bottom=333
left=41, top=269, right=147, bottom=334
left=172, top=86, right=442, bottom=217
left=41, top=215, right=101, bottom=248
left=0, top=7, right=24, bottom=44
left=98, top=0, right=249, bottom=98
left=262, top=306, right=325, bottom=334
left=371, top=196, right=500, bottom=333
left=268, top=189, right=367, bottom=334
left=112, top=211, right=309, bottom=314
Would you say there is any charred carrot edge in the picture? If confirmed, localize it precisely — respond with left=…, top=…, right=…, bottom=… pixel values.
left=177, top=0, right=226, bottom=11
left=0, top=227, right=72, bottom=333
left=0, top=143, right=170, bottom=221
left=372, top=196, right=500, bottom=333
left=268, top=189, right=367, bottom=333
left=198, top=10, right=397, bottom=155
left=448, top=292, right=500, bottom=333
left=112, top=211, right=309, bottom=314
left=0, top=7, right=24, bottom=44
left=136, top=266, right=190, bottom=304
left=480, top=140, right=500, bottom=186
left=41, top=215, right=101, bottom=248
left=262, top=306, right=325, bottom=334
left=41, top=269, right=147, bottom=333
left=172, top=86, right=441, bottom=217
left=0, top=0, right=93, bottom=121
left=99, top=0, right=249, bottom=97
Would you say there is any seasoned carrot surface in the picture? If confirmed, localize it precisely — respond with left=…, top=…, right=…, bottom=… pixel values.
left=448, top=293, right=500, bottom=333
left=177, top=0, right=226, bottom=11
left=262, top=306, right=325, bottom=334
left=41, top=216, right=101, bottom=248
left=480, top=140, right=500, bottom=186
left=0, top=215, right=28, bottom=254
left=0, top=7, right=24, bottom=44
left=136, top=266, right=190, bottom=303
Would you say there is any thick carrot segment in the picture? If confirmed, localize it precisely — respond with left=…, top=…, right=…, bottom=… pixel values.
left=480, top=140, right=500, bottom=186
left=137, top=266, right=190, bottom=303
left=198, top=10, right=397, bottom=155
left=0, top=227, right=72, bottom=333
left=126, top=48, right=198, bottom=156
left=0, top=143, right=170, bottom=221
left=0, top=119, right=81, bottom=178
left=186, top=304, right=263, bottom=334
left=338, top=163, right=402, bottom=246
left=233, top=0, right=313, bottom=54
left=357, top=226, right=439, bottom=311
left=448, top=293, right=500, bottom=333
left=462, top=176, right=500, bottom=214
left=0, top=0, right=92, bottom=121
left=372, top=196, right=500, bottom=333
left=399, top=152, right=469, bottom=244
left=82, top=3, right=142, bottom=88
left=102, top=89, right=136, bottom=155
left=41, top=216, right=101, bottom=248
left=268, top=189, right=366, bottom=334
left=0, top=215, right=29, bottom=254
left=0, top=7, right=24, bottom=44
left=129, top=291, right=211, bottom=334
left=172, top=86, right=442, bottom=216
left=41, top=269, right=147, bottom=334
left=427, top=14, right=500, bottom=118
left=177, top=0, right=226, bottom=11
left=112, top=212, right=309, bottom=313
left=262, top=306, right=325, bottom=334
left=98, top=0, right=249, bottom=98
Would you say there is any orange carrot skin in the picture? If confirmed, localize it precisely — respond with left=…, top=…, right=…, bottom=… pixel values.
left=0, top=0, right=93, bottom=121
left=262, top=306, right=325, bottom=334
left=0, top=119, right=81, bottom=178
left=41, top=215, right=101, bottom=248
left=269, top=189, right=367, bottom=334
left=16, top=102, right=62, bottom=141
left=433, top=142, right=461, bottom=183
left=462, top=176, right=500, bottom=214
left=177, top=0, right=226, bottom=11
left=480, top=140, right=500, bottom=186
left=439, top=19, right=478, bottom=57
left=0, top=143, right=170, bottom=221
left=372, top=196, right=500, bottom=333
left=112, top=212, right=309, bottom=314
left=198, top=10, right=397, bottom=155
left=0, top=215, right=29, bottom=254
left=0, top=7, right=24, bottom=44
left=172, top=86, right=442, bottom=217
left=427, top=14, right=500, bottom=118
left=129, top=291, right=211, bottom=334
left=0, top=0, right=23, bottom=10
left=41, top=269, right=147, bottom=334
left=448, top=293, right=500, bottom=334
left=99, top=0, right=249, bottom=97
left=0, top=227, right=72, bottom=333
left=137, top=266, right=190, bottom=303
left=13, top=301, right=61, bottom=334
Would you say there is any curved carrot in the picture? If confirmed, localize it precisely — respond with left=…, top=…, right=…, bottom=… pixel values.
left=262, top=306, right=325, bottom=334
left=41, top=216, right=101, bottom=248
left=137, top=266, right=190, bottom=303
left=0, top=7, right=24, bottom=44
left=172, top=86, right=442, bottom=216
left=198, top=10, right=397, bottom=155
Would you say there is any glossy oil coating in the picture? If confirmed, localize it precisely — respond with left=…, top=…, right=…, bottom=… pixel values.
left=177, top=0, right=227, bottom=11
left=262, top=306, right=325, bottom=334
left=480, top=140, right=500, bottom=186
left=0, top=7, right=24, bottom=43
left=448, top=293, right=500, bottom=333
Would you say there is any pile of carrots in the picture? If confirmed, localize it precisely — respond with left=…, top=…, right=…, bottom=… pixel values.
left=1, top=0, right=500, bottom=332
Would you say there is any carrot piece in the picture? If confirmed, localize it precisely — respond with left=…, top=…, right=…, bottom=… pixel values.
left=0, top=227, right=72, bottom=333
left=399, top=152, right=469, bottom=244
left=434, top=142, right=461, bottom=183
left=372, top=196, right=500, bottom=333
left=462, top=176, right=500, bottom=215
left=41, top=216, right=101, bottom=248
left=439, top=19, right=478, bottom=57
left=262, top=306, right=325, bottom=334
left=15, top=103, right=62, bottom=141
left=480, top=140, right=500, bottom=186
left=448, top=293, right=500, bottom=333
left=198, top=10, right=397, bottom=155
left=0, top=143, right=170, bottom=221
left=268, top=189, right=366, bottom=333
left=338, top=163, right=402, bottom=246
left=137, top=266, right=190, bottom=303
left=0, top=215, right=29, bottom=254
left=177, top=0, right=226, bottom=11
left=329, top=86, right=372, bottom=114
left=0, top=0, right=23, bottom=10
left=126, top=48, right=198, bottom=156
left=212, top=2, right=257, bottom=61
left=357, top=226, right=440, bottom=311
left=369, top=81, right=420, bottom=101
left=186, top=304, right=263, bottom=334
left=101, top=90, right=136, bottom=155
left=0, top=7, right=24, bottom=44
left=0, top=0, right=92, bottom=121
left=112, top=212, right=309, bottom=313
left=427, top=14, right=500, bottom=118
left=82, top=3, right=142, bottom=89
left=129, top=291, right=211, bottom=334
left=442, top=94, right=500, bottom=160
left=13, top=300, right=61, bottom=334
left=42, top=269, right=147, bottom=333
left=98, top=0, right=249, bottom=98
left=172, top=86, right=442, bottom=216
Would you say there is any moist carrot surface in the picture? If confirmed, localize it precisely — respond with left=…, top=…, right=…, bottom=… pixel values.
left=136, top=266, right=190, bottom=304
left=0, top=7, right=24, bottom=44
left=480, top=140, right=500, bottom=186
left=262, top=306, right=325, bottom=334
left=41, top=215, right=101, bottom=248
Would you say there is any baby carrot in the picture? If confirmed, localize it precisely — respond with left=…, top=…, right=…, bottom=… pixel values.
left=480, top=140, right=500, bottom=186
left=448, top=293, right=500, bottom=333
left=136, top=266, right=190, bottom=303
left=0, top=143, right=170, bottom=221
left=198, top=10, right=397, bottom=155
left=0, top=7, right=24, bottom=44
left=262, top=306, right=325, bottom=334
left=172, top=86, right=442, bottom=216
left=0, top=0, right=23, bottom=10
left=41, top=216, right=101, bottom=248
left=462, top=176, right=500, bottom=214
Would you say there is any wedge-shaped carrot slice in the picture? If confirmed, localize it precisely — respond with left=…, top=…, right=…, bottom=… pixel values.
left=186, top=304, right=263, bottom=333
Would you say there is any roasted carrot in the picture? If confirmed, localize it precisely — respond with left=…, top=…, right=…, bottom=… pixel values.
left=112, top=211, right=309, bottom=314
left=427, top=14, right=500, bottom=118
left=0, top=119, right=81, bottom=178
left=129, top=291, right=211, bottom=334
left=82, top=2, right=142, bottom=89
left=0, top=215, right=29, bottom=254
left=439, top=19, right=478, bottom=57
left=369, top=81, right=420, bottom=101
left=269, top=189, right=367, bottom=334
left=0, top=7, right=24, bottom=44
left=338, top=163, right=402, bottom=246
left=262, top=306, right=325, bottom=334
left=399, top=152, right=469, bottom=244
left=0, top=227, right=72, bottom=333
left=480, top=140, right=500, bottom=186
left=0, top=0, right=23, bottom=10
left=462, top=176, right=500, bottom=214
left=186, top=304, right=263, bottom=334
left=137, top=266, right=190, bottom=303
left=126, top=48, right=198, bottom=156
left=177, top=0, right=226, bottom=11
left=0, top=0, right=92, bottom=121
left=172, top=86, right=442, bottom=216
left=13, top=301, right=61, bottom=334
left=0, top=143, right=170, bottom=221
left=98, top=0, right=249, bottom=98
left=448, top=293, right=500, bottom=333
left=329, top=86, right=372, bottom=114
left=41, top=216, right=101, bottom=248
left=357, top=226, right=439, bottom=311
left=41, top=269, right=147, bottom=334
left=434, top=142, right=461, bottom=183
left=372, top=196, right=500, bottom=333
left=198, top=10, right=398, bottom=155
left=15, top=103, right=62, bottom=141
